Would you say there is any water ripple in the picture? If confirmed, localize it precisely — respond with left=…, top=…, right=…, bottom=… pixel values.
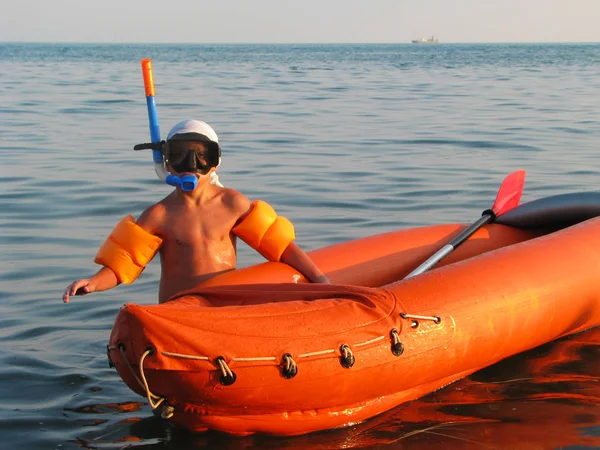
left=1, top=42, right=600, bottom=450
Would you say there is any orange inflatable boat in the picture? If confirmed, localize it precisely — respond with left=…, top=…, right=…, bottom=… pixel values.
left=108, top=192, right=600, bottom=436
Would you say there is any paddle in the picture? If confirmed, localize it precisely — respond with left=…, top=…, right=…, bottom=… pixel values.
left=405, top=169, right=526, bottom=279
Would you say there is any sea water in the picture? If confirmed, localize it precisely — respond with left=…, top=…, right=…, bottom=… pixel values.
left=1, top=42, right=599, bottom=449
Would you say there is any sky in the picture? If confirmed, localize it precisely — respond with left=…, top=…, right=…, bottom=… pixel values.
left=2, top=0, right=600, bottom=44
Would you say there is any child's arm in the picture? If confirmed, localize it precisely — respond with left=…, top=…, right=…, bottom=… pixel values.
left=280, top=242, right=330, bottom=284
left=231, top=196, right=330, bottom=283
left=63, top=206, right=164, bottom=303
left=63, top=266, right=120, bottom=303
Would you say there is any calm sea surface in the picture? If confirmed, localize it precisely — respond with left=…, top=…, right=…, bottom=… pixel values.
left=1, top=43, right=599, bottom=449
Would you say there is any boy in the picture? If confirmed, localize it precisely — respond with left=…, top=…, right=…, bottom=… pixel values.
left=63, top=120, right=329, bottom=304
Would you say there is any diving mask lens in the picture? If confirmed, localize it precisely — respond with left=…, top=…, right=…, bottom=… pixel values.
left=165, top=141, right=219, bottom=174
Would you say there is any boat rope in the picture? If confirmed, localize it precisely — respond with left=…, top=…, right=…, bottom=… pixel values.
left=161, top=351, right=209, bottom=360
left=113, top=345, right=145, bottom=390
left=390, top=328, right=404, bottom=356
left=353, top=335, right=385, bottom=347
left=139, top=349, right=165, bottom=410
left=154, top=334, right=396, bottom=362
left=339, top=344, right=355, bottom=368
left=298, top=348, right=336, bottom=358
left=281, top=353, right=298, bottom=378
left=161, top=405, right=175, bottom=419
left=216, top=357, right=234, bottom=378
left=112, top=345, right=166, bottom=410
left=109, top=321, right=441, bottom=388
left=232, top=356, right=277, bottom=362
left=215, top=356, right=237, bottom=385
left=400, top=312, right=441, bottom=324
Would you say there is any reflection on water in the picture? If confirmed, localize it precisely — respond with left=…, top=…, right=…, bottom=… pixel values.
left=68, top=326, right=600, bottom=449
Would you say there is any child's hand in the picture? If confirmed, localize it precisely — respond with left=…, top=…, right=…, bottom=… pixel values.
left=63, top=279, right=95, bottom=303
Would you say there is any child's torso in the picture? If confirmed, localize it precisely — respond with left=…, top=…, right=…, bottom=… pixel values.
left=156, top=194, right=240, bottom=302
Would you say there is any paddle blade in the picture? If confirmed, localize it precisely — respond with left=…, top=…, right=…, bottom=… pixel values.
left=491, top=170, right=526, bottom=217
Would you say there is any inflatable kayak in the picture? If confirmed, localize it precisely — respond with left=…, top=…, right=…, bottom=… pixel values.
left=108, top=192, right=600, bottom=436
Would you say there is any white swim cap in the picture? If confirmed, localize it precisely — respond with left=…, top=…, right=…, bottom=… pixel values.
left=167, top=119, right=219, bottom=145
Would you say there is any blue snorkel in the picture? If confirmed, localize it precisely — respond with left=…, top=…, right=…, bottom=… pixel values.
left=141, top=59, right=198, bottom=192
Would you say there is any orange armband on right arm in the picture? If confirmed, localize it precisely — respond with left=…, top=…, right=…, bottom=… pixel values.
left=94, top=215, right=163, bottom=284
left=232, top=200, right=295, bottom=262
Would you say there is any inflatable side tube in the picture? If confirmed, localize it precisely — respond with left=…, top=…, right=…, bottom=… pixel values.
left=497, top=192, right=600, bottom=228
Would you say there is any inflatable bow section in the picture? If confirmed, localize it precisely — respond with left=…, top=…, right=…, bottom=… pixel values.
left=109, top=283, right=404, bottom=407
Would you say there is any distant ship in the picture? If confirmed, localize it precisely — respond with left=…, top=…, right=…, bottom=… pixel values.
left=411, top=36, right=439, bottom=44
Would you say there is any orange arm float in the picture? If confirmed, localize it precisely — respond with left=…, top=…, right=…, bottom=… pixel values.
left=94, top=215, right=163, bottom=284
left=232, top=200, right=296, bottom=262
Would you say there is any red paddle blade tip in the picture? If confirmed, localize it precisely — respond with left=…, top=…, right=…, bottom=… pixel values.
left=492, top=170, right=526, bottom=216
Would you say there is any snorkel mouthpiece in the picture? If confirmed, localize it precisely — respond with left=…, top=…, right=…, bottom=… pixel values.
left=166, top=174, right=198, bottom=192
left=180, top=175, right=199, bottom=191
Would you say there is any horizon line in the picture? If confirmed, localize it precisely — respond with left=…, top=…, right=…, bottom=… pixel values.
left=1, top=40, right=600, bottom=45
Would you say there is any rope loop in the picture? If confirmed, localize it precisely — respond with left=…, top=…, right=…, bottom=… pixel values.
left=281, top=353, right=298, bottom=379
left=139, top=348, right=165, bottom=409
left=161, top=405, right=175, bottom=419
left=115, top=343, right=166, bottom=411
left=400, top=312, right=441, bottom=324
left=390, top=328, right=404, bottom=356
left=339, top=344, right=355, bottom=368
left=215, top=356, right=237, bottom=386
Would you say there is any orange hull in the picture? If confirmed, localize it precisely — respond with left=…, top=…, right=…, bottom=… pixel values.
left=108, top=217, right=600, bottom=436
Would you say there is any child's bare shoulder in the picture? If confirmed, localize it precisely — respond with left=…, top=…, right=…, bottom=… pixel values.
left=220, top=188, right=251, bottom=215
left=135, top=200, right=169, bottom=234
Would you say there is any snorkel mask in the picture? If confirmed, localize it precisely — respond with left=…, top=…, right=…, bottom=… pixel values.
left=134, top=127, right=221, bottom=191
left=134, top=125, right=221, bottom=191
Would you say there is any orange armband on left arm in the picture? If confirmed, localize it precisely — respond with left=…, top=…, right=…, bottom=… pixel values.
left=232, top=200, right=295, bottom=262
left=94, top=215, right=163, bottom=284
